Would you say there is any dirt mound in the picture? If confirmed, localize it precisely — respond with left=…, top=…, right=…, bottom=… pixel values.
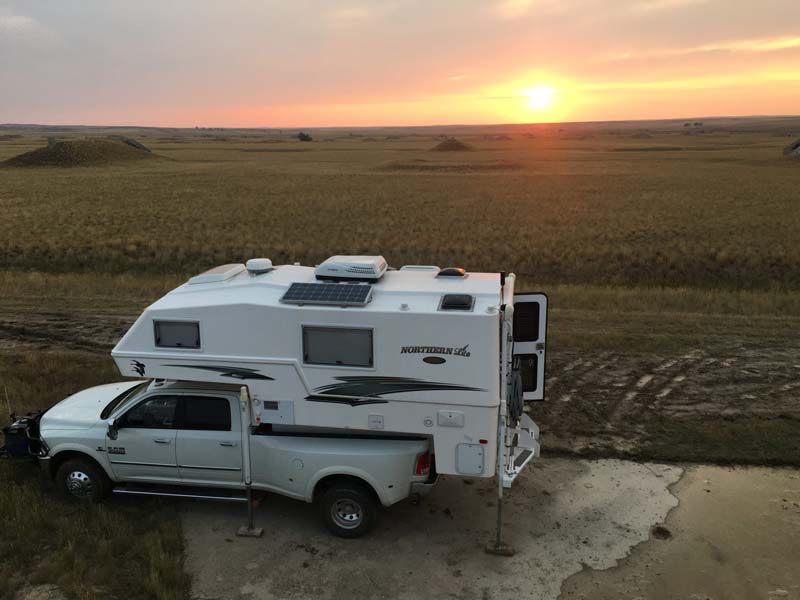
left=2, top=139, right=160, bottom=168
left=431, top=138, right=472, bottom=152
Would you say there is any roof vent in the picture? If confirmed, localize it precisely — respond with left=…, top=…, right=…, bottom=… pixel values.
left=188, top=263, right=246, bottom=285
left=437, top=267, right=466, bottom=278
left=439, top=294, right=474, bottom=311
left=400, top=265, right=440, bottom=273
left=246, top=258, right=274, bottom=275
left=315, top=255, right=388, bottom=282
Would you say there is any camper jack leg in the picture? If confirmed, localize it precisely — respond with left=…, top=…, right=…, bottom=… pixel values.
left=237, top=386, right=263, bottom=537
left=237, top=485, right=264, bottom=538
left=485, top=480, right=515, bottom=556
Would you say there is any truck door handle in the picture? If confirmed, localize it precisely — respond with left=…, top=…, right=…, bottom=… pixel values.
left=219, top=441, right=238, bottom=447
left=153, top=438, right=171, bottom=444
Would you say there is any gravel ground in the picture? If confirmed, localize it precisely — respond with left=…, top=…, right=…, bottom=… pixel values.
left=182, top=458, right=682, bottom=600
left=562, top=464, right=800, bottom=599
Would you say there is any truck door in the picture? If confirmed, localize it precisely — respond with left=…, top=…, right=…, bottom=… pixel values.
left=512, top=293, right=548, bottom=401
left=109, top=394, right=180, bottom=482
left=175, top=395, right=244, bottom=486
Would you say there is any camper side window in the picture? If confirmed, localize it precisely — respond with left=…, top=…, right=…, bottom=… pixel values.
left=154, top=321, right=201, bottom=349
left=303, top=326, right=373, bottom=368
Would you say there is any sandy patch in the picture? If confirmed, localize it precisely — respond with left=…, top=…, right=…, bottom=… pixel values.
left=561, top=464, right=800, bottom=599
left=182, top=458, right=681, bottom=600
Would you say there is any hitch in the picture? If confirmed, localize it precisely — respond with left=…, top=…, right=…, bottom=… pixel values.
left=1, top=412, right=44, bottom=458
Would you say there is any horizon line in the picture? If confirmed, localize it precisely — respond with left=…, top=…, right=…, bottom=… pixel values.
left=2, top=113, right=799, bottom=132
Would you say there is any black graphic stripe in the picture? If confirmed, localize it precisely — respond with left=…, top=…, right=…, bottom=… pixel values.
left=312, top=376, right=486, bottom=399
left=163, top=365, right=274, bottom=381
left=305, top=395, right=389, bottom=406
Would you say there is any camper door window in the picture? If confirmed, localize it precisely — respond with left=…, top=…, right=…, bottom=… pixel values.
left=302, top=326, right=373, bottom=368
left=154, top=320, right=201, bottom=349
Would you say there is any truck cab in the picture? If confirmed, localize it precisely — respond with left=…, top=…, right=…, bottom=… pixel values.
left=37, top=379, right=434, bottom=537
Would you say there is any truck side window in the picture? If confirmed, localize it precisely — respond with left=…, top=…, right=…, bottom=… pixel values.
left=178, top=396, right=231, bottom=431
left=121, top=396, right=178, bottom=429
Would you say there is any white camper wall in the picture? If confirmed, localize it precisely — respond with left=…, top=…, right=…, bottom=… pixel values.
left=111, top=263, right=503, bottom=476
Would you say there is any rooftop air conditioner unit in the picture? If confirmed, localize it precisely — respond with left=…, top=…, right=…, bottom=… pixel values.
left=314, top=255, right=388, bottom=282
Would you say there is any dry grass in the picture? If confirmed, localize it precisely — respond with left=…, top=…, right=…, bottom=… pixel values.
left=1, top=127, right=798, bottom=289
left=0, top=352, right=191, bottom=600
left=0, top=462, right=190, bottom=600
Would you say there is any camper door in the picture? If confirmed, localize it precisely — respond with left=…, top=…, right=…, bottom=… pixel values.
left=512, top=293, right=548, bottom=401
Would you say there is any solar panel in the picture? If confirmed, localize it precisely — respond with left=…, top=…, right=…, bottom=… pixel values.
left=280, top=282, right=373, bottom=306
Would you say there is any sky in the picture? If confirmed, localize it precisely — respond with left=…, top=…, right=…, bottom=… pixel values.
left=1, top=0, right=798, bottom=127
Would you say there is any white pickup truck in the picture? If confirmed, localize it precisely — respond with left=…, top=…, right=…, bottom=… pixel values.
left=34, top=379, right=435, bottom=537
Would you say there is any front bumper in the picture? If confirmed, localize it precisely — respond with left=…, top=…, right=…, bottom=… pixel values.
left=38, top=456, right=54, bottom=479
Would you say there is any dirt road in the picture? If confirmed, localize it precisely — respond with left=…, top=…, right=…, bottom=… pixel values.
left=181, top=460, right=800, bottom=600
left=182, top=459, right=682, bottom=600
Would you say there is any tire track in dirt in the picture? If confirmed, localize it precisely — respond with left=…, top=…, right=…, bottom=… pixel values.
left=2, top=309, right=798, bottom=462
left=0, top=312, right=133, bottom=353
left=533, top=340, right=800, bottom=460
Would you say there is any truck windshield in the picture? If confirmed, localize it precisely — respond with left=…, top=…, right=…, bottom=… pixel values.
left=100, top=381, right=150, bottom=419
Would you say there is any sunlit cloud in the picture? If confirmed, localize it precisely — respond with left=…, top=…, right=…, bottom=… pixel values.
left=580, top=70, right=800, bottom=91
left=2, top=0, right=799, bottom=126
left=327, top=3, right=400, bottom=27
left=0, top=10, right=44, bottom=37
left=0, top=8, right=56, bottom=47
left=494, top=0, right=536, bottom=19
left=0, top=14, right=34, bottom=32
left=633, top=0, right=709, bottom=12
left=596, top=35, right=800, bottom=63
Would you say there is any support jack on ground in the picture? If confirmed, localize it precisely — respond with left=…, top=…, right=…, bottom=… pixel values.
left=485, top=489, right=515, bottom=556
left=236, top=485, right=263, bottom=538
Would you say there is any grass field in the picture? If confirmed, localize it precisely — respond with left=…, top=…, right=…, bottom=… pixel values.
left=1, top=117, right=799, bottom=598
left=2, top=121, right=799, bottom=289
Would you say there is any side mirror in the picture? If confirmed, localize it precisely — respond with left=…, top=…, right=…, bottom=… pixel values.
left=107, top=418, right=119, bottom=440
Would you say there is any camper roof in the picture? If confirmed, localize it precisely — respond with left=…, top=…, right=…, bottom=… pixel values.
left=151, top=261, right=502, bottom=316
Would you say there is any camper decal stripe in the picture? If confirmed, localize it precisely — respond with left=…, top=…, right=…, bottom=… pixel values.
left=305, top=395, right=389, bottom=407
left=163, top=365, right=274, bottom=381
left=311, top=376, right=486, bottom=400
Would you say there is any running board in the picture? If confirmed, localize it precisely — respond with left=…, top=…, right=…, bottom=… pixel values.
left=113, top=484, right=248, bottom=503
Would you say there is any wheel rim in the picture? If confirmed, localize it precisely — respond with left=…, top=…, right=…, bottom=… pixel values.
left=330, top=498, right=363, bottom=530
left=66, top=470, right=94, bottom=499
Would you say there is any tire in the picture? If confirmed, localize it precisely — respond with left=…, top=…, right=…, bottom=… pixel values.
left=55, top=457, right=113, bottom=502
left=318, top=482, right=377, bottom=539
left=508, top=370, right=523, bottom=421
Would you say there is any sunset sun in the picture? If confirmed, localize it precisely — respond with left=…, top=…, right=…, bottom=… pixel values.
left=523, top=84, right=557, bottom=111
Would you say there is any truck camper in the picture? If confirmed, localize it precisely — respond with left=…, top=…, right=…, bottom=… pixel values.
left=4, top=255, right=547, bottom=540
left=111, top=256, right=548, bottom=485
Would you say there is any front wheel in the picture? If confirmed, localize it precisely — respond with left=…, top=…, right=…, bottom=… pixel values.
left=318, top=482, right=377, bottom=538
left=55, top=457, right=112, bottom=502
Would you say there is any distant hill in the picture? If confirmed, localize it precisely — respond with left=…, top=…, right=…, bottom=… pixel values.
left=2, top=138, right=161, bottom=168
left=431, top=138, right=472, bottom=151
